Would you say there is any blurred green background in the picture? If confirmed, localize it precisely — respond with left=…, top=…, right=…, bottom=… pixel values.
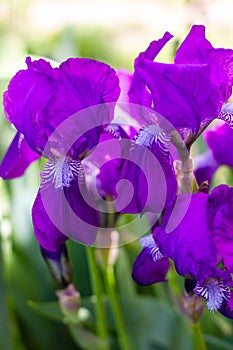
left=1, top=0, right=233, bottom=349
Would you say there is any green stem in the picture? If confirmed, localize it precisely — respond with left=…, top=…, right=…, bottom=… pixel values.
left=192, top=322, right=207, bottom=350
left=105, top=265, right=131, bottom=350
left=0, top=222, right=27, bottom=350
left=86, top=247, right=110, bottom=350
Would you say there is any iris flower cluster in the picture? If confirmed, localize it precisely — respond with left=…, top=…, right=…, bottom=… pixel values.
left=1, top=25, right=233, bottom=319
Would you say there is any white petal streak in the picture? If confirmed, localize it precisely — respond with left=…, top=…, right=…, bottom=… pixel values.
left=194, top=279, right=230, bottom=312
left=42, top=157, right=84, bottom=189
left=139, top=234, right=163, bottom=261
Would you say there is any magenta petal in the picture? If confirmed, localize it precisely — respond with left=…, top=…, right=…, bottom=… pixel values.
left=3, top=58, right=56, bottom=153
left=209, top=185, right=233, bottom=273
left=32, top=190, right=68, bottom=252
left=117, top=69, right=133, bottom=104
left=116, top=126, right=176, bottom=214
left=34, top=160, right=100, bottom=250
left=3, top=57, right=120, bottom=157
left=54, top=58, right=120, bottom=123
left=193, top=150, right=218, bottom=185
left=0, top=132, right=40, bottom=179
left=175, top=25, right=233, bottom=101
left=132, top=248, right=170, bottom=285
left=129, top=32, right=173, bottom=111
left=204, top=122, right=233, bottom=168
left=135, top=60, right=221, bottom=134
left=156, top=192, right=218, bottom=281
left=42, top=58, right=120, bottom=157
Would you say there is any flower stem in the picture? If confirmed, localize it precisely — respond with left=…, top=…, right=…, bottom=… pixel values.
left=192, top=322, right=207, bottom=350
left=105, top=265, right=131, bottom=350
left=85, top=247, right=110, bottom=350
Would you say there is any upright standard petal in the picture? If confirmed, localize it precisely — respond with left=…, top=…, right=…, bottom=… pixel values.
left=3, top=58, right=57, bottom=154
left=128, top=31, right=173, bottom=110
left=54, top=58, right=120, bottom=123
left=0, top=132, right=39, bottom=179
left=3, top=57, right=120, bottom=157
left=43, top=58, right=120, bottom=158
left=134, top=60, right=221, bottom=136
left=175, top=25, right=233, bottom=101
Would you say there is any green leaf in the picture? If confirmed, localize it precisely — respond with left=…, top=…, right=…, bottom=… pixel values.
left=28, top=300, right=64, bottom=323
left=68, top=324, right=109, bottom=350
left=0, top=240, right=13, bottom=350
left=204, top=335, right=233, bottom=350
left=121, top=296, right=192, bottom=350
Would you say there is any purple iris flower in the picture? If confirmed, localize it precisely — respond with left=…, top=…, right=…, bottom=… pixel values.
left=115, top=24, right=233, bottom=216
left=129, top=25, right=233, bottom=146
left=133, top=184, right=233, bottom=318
left=0, top=57, right=120, bottom=251
left=194, top=114, right=233, bottom=185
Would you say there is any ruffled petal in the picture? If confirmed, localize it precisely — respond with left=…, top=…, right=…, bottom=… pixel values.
left=3, top=57, right=57, bottom=154
left=132, top=247, right=170, bottom=285
left=3, top=57, right=120, bottom=157
left=44, top=58, right=120, bottom=158
left=54, top=58, right=120, bottom=123
left=129, top=32, right=173, bottom=108
left=175, top=25, right=233, bottom=101
left=134, top=60, right=221, bottom=135
left=0, top=132, right=40, bottom=179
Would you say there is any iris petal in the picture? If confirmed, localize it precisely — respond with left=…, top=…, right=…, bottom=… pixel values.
left=175, top=25, right=233, bottom=101
left=116, top=125, right=176, bottom=214
left=33, top=158, right=100, bottom=250
left=0, top=132, right=40, bottom=179
left=32, top=190, right=68, bottom=252
left=218, top=291, right=233, bottom=319
left=156, top=192, right=219, bottom=281
left=3, top=58, right=56, bottom=154
left=129, top=31, right=173, bottom=109
left=132, top=247, right=170, bottom=286
left=134, top=61, right=221, bottom=135
left=204, top=121, right=233, bottom=168
left=209, top=186, right=233, bottom=273
left=3, top=57, right=120, bottom=156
